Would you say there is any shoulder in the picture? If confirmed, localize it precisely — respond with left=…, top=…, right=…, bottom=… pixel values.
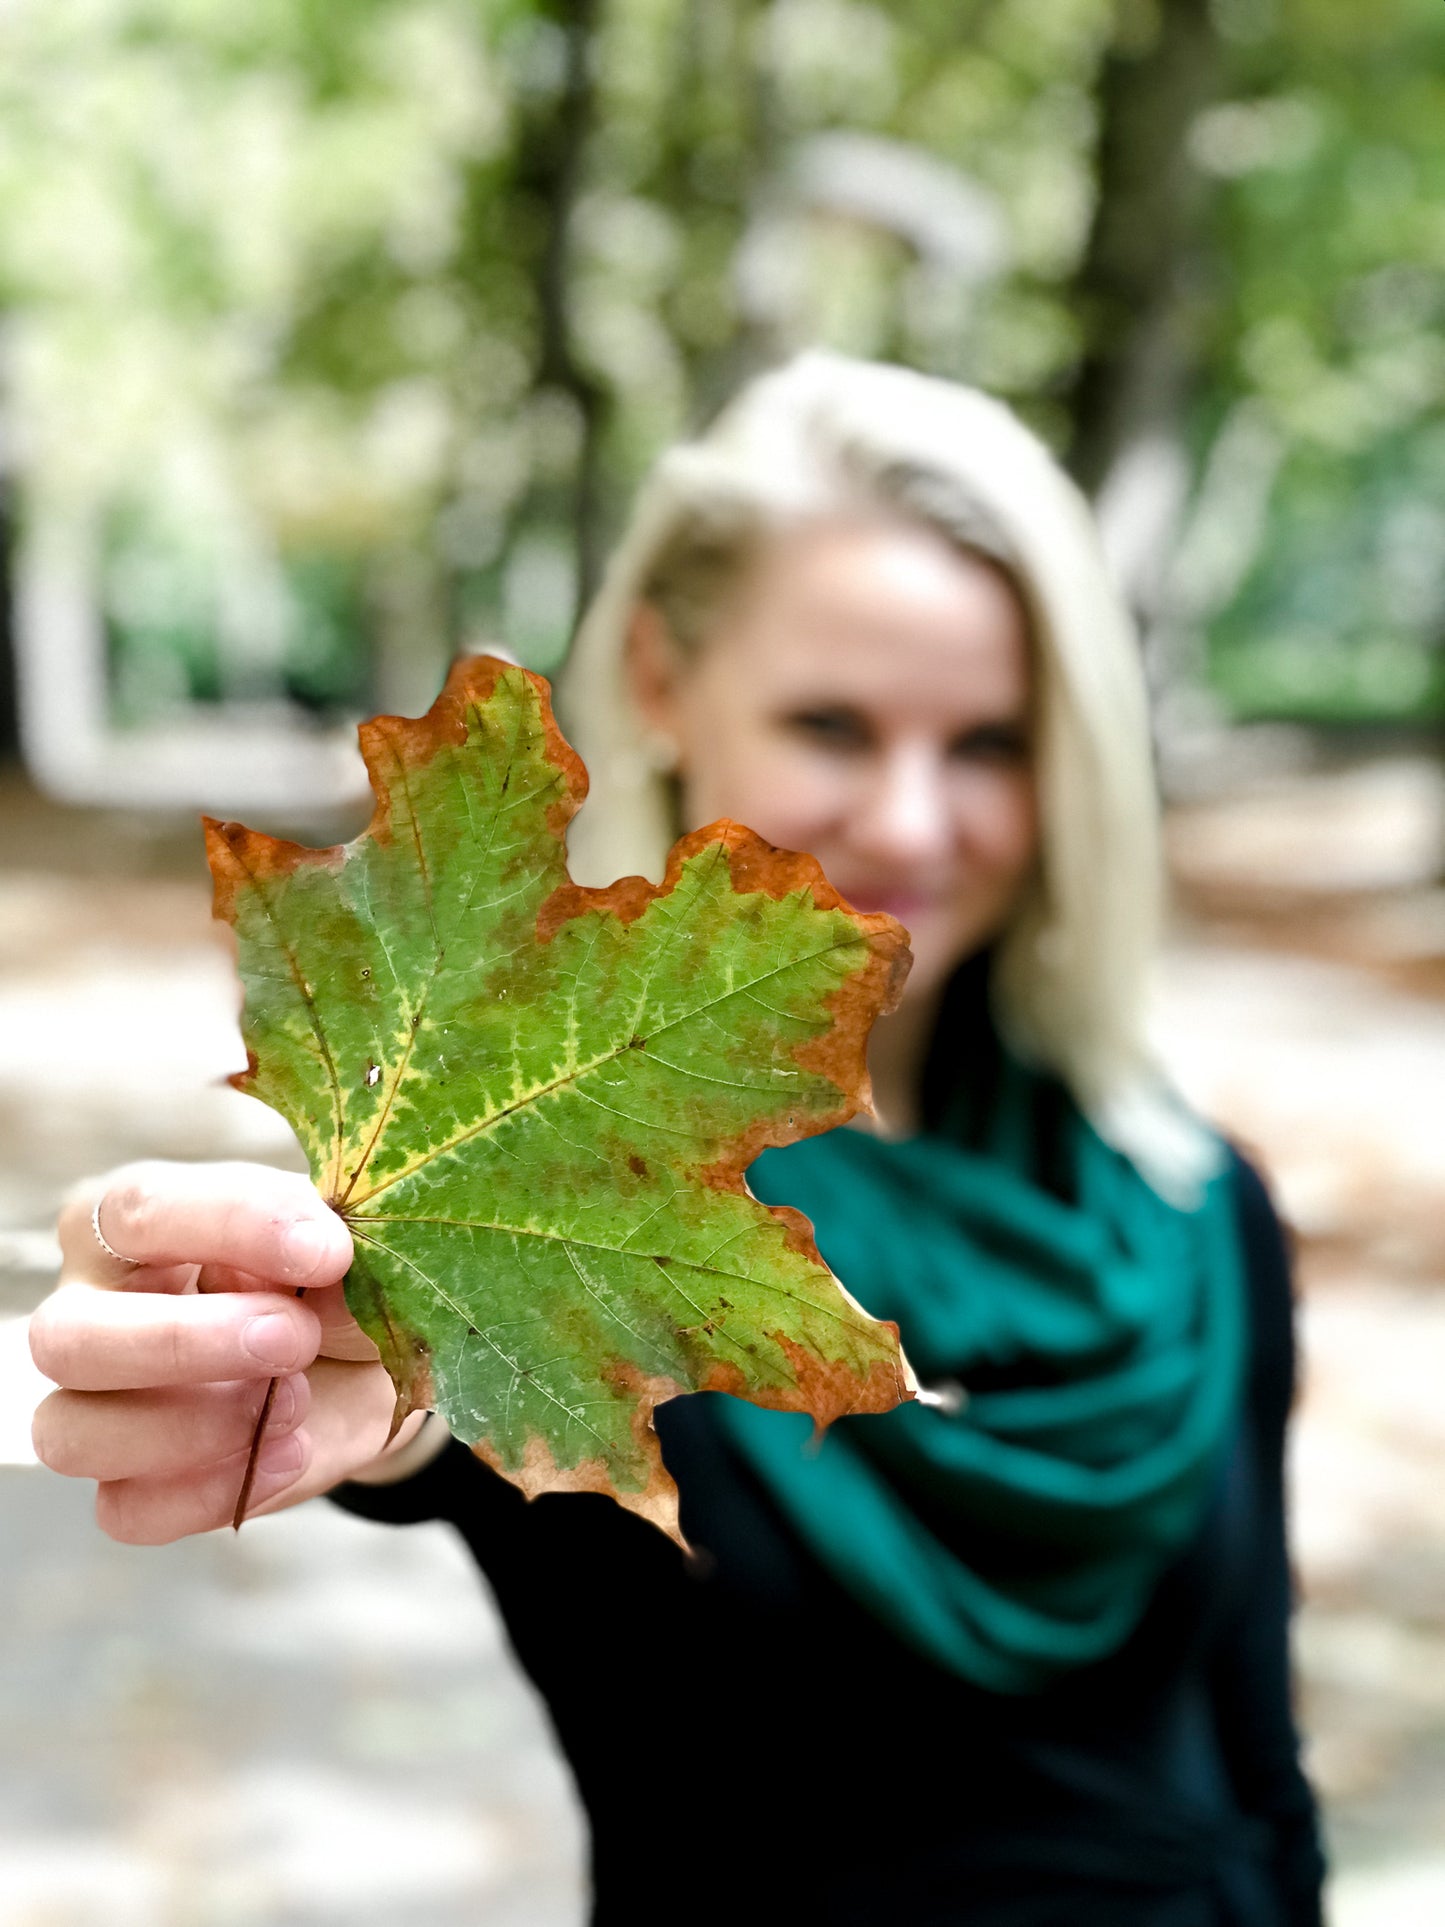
left=1225, top=1143, right=1288, bottom=1257
left=1221, top=1142, right=1299, bottom=1420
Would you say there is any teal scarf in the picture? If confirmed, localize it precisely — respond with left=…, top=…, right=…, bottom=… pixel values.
left=712, top=1041, right=1245, bottom=1695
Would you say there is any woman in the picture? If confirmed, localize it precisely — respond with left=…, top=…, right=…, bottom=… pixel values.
left=30, top=354, right=1324, bottom=1924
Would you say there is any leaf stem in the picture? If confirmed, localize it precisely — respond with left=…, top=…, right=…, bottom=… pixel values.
left=232, top=1285, right=305, bottom=1531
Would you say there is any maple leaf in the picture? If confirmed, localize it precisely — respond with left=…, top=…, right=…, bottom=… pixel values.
left=206, top=655, right=914, bottom=1538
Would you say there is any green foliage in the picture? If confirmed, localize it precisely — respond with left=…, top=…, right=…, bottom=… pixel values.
left=1208, top=427, right=1445, bottom=724
left=1193, top=0, right=1445, bottom=721
left=206, top=656, right=912, bottom=1535
left=0, top=0, right=1113, bottom=709
left=0, top=0, right=1437, bottom=728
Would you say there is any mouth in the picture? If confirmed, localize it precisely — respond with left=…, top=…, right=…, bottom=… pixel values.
left=836, top=887, right=940, bottom=926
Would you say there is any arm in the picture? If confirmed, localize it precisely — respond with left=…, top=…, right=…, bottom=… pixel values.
left=28, top=1160, right=430, bottom=1542
left=1210, top=1153, right=1327, bottom=1927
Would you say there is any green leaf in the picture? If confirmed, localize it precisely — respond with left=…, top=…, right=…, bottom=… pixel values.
left=206, top=655, right=914, bottom=1538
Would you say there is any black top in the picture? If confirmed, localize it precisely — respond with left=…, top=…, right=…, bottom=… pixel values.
left=334, top=1151, right=1325, bottom=1926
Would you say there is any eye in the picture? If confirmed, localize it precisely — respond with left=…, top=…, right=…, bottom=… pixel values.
left=948, top=723, right=1030, bottom=765
left=781, top=706, right=872, bottom=751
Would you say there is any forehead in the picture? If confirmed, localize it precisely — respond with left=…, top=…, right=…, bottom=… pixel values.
left=719, top=518, right=1032, bottom=715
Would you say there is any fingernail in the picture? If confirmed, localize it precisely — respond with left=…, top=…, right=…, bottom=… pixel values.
left=242, top=1312, right=300, bottom=1370
left=268, top=1374, right=304, bottom=1431
left=281, top=1218, right=331, bottom=1281
left=256, top=1432, right=304, bottom=1478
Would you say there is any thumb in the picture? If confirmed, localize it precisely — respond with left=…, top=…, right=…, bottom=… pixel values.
left=307, top=1281, right=384, bottom=1364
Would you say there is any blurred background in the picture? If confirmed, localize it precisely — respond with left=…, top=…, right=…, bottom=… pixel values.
left=0, top=0, right=1442, bottom=1920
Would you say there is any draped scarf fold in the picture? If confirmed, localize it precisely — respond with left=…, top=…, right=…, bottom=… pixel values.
left=710, top=1015, right=1245, bottom=1694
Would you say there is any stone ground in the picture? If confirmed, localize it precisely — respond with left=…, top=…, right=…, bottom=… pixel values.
left=2, top=754, right=1443, bottom=1925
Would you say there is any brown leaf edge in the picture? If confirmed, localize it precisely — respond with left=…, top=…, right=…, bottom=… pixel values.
left=204, top=654, right=918, bottom=1536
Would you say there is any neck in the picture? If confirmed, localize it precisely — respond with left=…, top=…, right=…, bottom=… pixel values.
left=865, top=983, right=945, bottom=1138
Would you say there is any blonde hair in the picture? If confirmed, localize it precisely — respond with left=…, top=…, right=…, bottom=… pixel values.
left=559, top=351, right=1215, bottom=1196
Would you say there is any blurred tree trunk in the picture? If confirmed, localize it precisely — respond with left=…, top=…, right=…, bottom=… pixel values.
left=0, top=482, right=16, bottom=761
left=0, top=350, right=16, bottom=758
left=1064, top=0, right=1224, bottom=498
left=512, top=0, right=607, bottom=613
left=640, top=0, right=781, bottom=421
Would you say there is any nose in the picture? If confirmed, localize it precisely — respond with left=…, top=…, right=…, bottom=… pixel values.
left=852, top=744, right=953, bottom=867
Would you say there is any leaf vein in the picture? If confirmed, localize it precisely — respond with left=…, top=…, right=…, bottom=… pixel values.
left=352, top=1226, right=613, bottom=1450
left=350, top=928, right=863, bottom=1204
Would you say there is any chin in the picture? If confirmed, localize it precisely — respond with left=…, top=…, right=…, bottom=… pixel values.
left=897, top=918, right=1000, bottom=1004
left=894, top=944, right=963, bottom=1005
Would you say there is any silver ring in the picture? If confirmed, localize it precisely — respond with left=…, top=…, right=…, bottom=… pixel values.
left=91, top=1198, right=138, bottom=1267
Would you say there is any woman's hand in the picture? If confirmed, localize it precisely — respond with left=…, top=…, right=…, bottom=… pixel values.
left=28, top=1160, right=431, bottom=1543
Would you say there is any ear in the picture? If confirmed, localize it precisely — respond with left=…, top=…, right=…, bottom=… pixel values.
left=624, top=602, right=688, bottom=746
